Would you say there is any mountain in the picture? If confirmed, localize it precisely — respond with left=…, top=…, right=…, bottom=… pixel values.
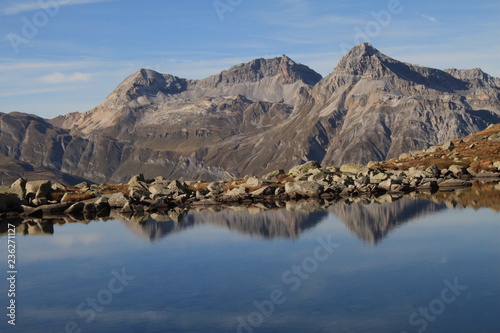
left=1, top=44, right=499, bottom=184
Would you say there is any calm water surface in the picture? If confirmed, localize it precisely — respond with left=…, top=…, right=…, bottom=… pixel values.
left=1, top=197, right=499, bottom=333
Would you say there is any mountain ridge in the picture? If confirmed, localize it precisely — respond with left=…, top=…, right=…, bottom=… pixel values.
left=1, top=43, right=499, bottom=184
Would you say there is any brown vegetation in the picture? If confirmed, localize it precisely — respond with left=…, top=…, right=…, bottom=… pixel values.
left=99, top=184, right=130, bottom=194
left=377, top=124, right=500, bottom=171
left=61, top=192, right=95, bottom=203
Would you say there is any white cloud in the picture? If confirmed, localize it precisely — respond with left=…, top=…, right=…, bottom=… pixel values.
left=40, top=71, right=94, bottom=84
left=1, top=0, right=114, bottom=16
left=420, top=14, right=439, bottom=23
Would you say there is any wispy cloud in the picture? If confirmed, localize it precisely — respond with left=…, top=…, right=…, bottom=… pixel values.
left=1, top=0, right=114, bottom=16
left=40, top=71, right=94, bottom=84
left=0, top=86, right=75, bottom=97
left=0, top=59, right=101, bottom=71
left=420, top=14, right=439, bottom=23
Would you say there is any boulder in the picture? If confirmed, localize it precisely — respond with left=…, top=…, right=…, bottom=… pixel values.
left=207, top=181, right=225, bottom=194
left=129, top=187, right=151, bottom=201
left=307, top=172, right=331, bottom=184
left=245, top=177, right=264, bottom=187
left=399, top=153, right=411, bottom=160
left=441, top=141, right=455, bottom=151
left=285, top=181, right=323, bottom=197
left=406, top=167, right=427, bottom=178
left=224, top=186, right=248, bottom=197
left=94, top=197, right=110, bottom=211
left=418, top=181, right=439, bottom=191
left=83, top=203, right=97, bottom=214
left=425, top=164, right=440, bottom=178
left=38, top=203, right=71, bottom=214
left=250, top=186, right=277, bottom=197
left=262, top=169, right=285, bottom=180
left=10, top=178, right=26, bottom=199
left=340, top=163, right=369, bottom=175
left=51, top=182, right=67, bottom=192
left=26, top=180, right=52, bottom=198
left=108, top=192, right=130, bottom=208
left=378, top=179, right=393, bottom=191
left=288, top=161, right=321, bottom=176
left=148, top=182, right=170, bottom=195
left=168, top=180, right=187, bottom=193
left=488, top=134, right=500, bottom=142
left=128, top=174, right=148, bottom=188
left=64, top=202, right=85, bottom=214
left=448, top=165, right=466, bottom=175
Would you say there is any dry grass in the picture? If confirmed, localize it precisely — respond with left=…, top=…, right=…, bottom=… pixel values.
left=187, top=182, right=209, bottom=192
left=61, top=192, right=95, bottom=203
left=274, top=174, right=295, bottom=183
left=376, top=124, right=500, bottom=172
left=99, top=184, right=130, bottom=194
left=49, top=190, right=66, bottom=202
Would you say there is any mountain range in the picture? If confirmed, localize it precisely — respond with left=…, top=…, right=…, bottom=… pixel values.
left=1, top=43, right=499, bottom=184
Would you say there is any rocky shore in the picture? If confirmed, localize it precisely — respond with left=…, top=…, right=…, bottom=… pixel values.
left=0, top=160, right=499, bottom=220
left=1, top=125, right=499, bottom=219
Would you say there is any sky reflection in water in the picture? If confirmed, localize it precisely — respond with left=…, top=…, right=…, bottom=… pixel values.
left=0, top=197, right=499, bottom=333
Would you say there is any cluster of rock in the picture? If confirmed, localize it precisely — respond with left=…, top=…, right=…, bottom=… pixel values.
left=1, top=159, right=499, bottom=219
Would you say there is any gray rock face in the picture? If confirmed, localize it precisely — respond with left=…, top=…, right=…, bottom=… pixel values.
left=0, top=44, right=499, bottom=184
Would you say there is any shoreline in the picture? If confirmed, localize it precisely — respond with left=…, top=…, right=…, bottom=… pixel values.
left=1, top=159, right=499, bottom=220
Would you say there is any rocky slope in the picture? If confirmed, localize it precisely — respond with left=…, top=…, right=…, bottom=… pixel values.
left=1, top=44, right=499, bottom=184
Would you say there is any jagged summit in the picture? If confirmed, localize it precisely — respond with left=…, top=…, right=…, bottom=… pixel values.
left=194, top=55, right=322, bottom=88
left=333, top=43, right=385, bottom=74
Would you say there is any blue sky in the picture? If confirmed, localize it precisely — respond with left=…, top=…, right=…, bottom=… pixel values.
left=1, top=0, right=499, bottom=119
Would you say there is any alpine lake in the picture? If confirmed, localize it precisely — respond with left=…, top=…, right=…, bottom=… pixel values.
left=1, top=183, right=499, bottom=333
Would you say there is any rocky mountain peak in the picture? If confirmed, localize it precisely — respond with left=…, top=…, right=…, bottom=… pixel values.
left=198, top=55, right=322, bottom=89
left=277, top=54, right=323, bottom=85
left=119, top=68, right=189, bottom=98
left=332, top=43, right=389, bottom=77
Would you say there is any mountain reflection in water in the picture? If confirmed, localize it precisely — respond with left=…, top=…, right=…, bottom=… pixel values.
left=0, top=195, right=453, bottom=244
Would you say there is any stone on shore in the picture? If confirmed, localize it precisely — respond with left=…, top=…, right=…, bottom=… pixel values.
left=224, top=186, right=248, bottom=198
left=26, top=180, right=52, bottom=198
left=128, top=174, right=148, bottom=188
left=262, top=169, right=285, bottom=180
left=64, top=202, right=86, bottom=214
left=250, top=186, right=277, bottom=197
left=288, top=161, right=321, bottom=176
left=285, top=181, right=323, bottom=198
left=10, top=178, right=26, bottom=199
left=340, top=163, right=369, bottom=175
left=108, top=192, right=130, bottom=208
